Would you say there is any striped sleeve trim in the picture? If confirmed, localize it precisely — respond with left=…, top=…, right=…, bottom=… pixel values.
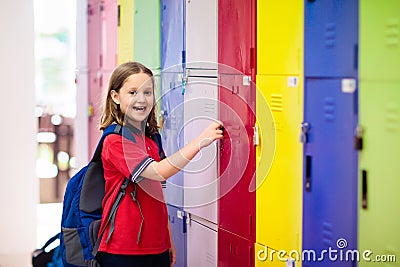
left=130, top=156, right=155, bottom=183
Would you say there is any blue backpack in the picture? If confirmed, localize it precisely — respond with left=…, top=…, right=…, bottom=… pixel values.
left=59, top=124, right=164, bottom=267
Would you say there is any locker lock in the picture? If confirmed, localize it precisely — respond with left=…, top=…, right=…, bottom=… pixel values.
left=300, top=122, right=311, bottom=143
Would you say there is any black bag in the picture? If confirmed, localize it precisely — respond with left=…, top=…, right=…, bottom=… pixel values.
left=32, top=233, right=60, bottom=267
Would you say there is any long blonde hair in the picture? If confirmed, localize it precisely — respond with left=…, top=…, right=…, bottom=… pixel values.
left=99, top=62, right=159, bottom=135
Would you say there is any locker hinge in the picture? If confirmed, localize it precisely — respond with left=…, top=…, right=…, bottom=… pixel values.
left=354, top=125, right=363, bottom=150
left=253, top=124, right=259, bottom=146
left=300, top=122, right=311, bottom=143
left=181, top=69, right=189, bottom=95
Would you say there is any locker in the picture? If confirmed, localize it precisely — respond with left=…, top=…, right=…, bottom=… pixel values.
left=303, top=78, right=358, bottom=267
left=218, top=228, right=253, bottom=267
left=88, top=0, right=102, bottom=72
left=218, top=73, right=255, bottom=239
left=183, top=71, right=219, bottom=224
left=257, top=0, right=303, bottom=75
left=218, top=0, right=256, bottom=76
left=185, top=0, right=217, bottom=69
left=358, top=81, right=400, bottom=266
left=101, top=0, right=118, bottom=71
left=133, top=0, right=161, bottom=70
left=161, top=0, right=185, bottom=71
left=187, top=215, right=218, bottom=267
left=359, top=0, right=400, bottom=81
left=88, top=71, right=103, bottom=155
left=255, top=75, right=303, bottom=257
left=161, top=72, right=185, bottom=207
left=117, top=0, right=134, bottom=65
left=305, top=0, right=358, bottom=78
left=167, top=204, right=187, bottom=267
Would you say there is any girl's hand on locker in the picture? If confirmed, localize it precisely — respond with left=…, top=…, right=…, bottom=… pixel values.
left=196, top=120, right=224, bottom=149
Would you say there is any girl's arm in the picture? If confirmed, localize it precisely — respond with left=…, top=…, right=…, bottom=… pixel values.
left=140, top=120, right=223, bottom=181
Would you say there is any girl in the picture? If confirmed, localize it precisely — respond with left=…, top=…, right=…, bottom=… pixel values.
left=96, top=62, right=223, bottom=267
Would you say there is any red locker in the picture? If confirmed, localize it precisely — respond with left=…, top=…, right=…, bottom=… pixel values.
left=218, top=0, right=256, bottom=78
left=218, top=228, right=254, bottom=267
left=218, top=73, right=256, bottom=240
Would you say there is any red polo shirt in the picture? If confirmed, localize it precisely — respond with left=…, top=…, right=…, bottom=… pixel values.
left=98, top=125, right=170, bottom=255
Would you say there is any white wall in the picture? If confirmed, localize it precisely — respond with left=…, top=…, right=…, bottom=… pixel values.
left=0, top=0, right=38, bottom=266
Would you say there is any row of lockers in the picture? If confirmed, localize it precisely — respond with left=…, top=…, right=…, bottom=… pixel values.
left=76, top=0, right=400, bottom=266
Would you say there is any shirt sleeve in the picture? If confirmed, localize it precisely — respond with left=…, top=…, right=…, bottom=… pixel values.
left=102, top=134, right=155, bottom=183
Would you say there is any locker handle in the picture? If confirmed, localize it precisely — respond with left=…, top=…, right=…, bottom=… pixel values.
left=305, top=155, right=312, bottom=192
left=117, top=5, right=120, bottom=26
left=362, top=170, right=367, bottom=209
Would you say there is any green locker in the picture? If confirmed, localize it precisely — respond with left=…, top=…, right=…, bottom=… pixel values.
left=359, top=1, right=400, bottom=265
left=359, top=0, right=400, bottom=81
left=358, top=81, right=400, bottom=266
left=133, top=0, right=161, bottom=70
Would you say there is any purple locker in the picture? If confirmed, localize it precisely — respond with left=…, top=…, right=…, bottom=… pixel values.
left=100, top=0, right=118, bottom=71
left=187, top=215, right=218, bottom=267
left=183, top=71, right=219, bottom=224
left=185, top=0, right=217, bottom=69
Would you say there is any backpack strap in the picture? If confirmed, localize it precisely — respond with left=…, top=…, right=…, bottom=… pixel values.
left=151, top=132, right=166, bottom=160
left=41, top=232, right=60, bottom=251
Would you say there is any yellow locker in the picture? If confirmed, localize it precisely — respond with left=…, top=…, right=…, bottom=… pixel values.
left=257, top=0, right=303, bottom=75
left=117, top=0, right=134, bottom=64
left=255, top=74, right=303, bottom=266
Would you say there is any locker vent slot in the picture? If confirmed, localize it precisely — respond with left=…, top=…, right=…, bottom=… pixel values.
left=322, top=222, right=333, bottom=247
left=324, top=23, right=336, bottom=48
left=386, top=18, right=399, bottom=46
left=324, top=97, right=335, bottom=122
left=270, top=94, right=283, bottom=112
left=385, top=102, right=399, bottom=132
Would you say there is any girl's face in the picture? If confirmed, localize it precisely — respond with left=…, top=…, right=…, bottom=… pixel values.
left=111, top=73, right=154, bottom=129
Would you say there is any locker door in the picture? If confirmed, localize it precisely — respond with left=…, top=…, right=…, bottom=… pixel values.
left=161, top=0, right=184, bottom=71
left=133, top=0, right=161, bottom=70
left=88, top=0, right=102, bottom=72
left=162, top=72, right=185, bottom=207
left=187, top=217, right=217, bottom=267
left=358, top=81, right=400, bottom=266
left=185, top=0, right=217, bottom=69
left=167, top=204, right=187, bottom=267
left=88, top=0, right=102, bottom=154
left=117, top=0, right=134, bottom=65
left=183, top=75, right=219, bottom=224
left=101, top=0, right=118, bottom=71
left=303, top=78, right=358, bottom=267
left=359, top=0, right=400, bottom=80
left=255, top=75, right=303, bottom=257
left=218, top=0, right=255, bottom=76
left=218, top=228, right=253, bottom=267
left=219, top=74, right=255, bottom=239
left=304, top=0, right=358, bottom=77
left=257, top=0, right=303, bottom=75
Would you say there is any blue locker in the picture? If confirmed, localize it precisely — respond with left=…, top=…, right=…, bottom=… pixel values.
left=302, top=78, right=358, bottom=266
left=161, top=72, right=185, bottom=207
left=167, top=204, right=187, bottom=267
left=161, top=0, right=185, bottom=71
left=304, top=0, right=358, bottom=77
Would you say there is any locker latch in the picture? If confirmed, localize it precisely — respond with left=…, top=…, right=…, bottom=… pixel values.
left=354, top=125, right=363, bottom=150
left=253, top=125, right=259, bottom=146
left=300, top=122, right=311, bottom=143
